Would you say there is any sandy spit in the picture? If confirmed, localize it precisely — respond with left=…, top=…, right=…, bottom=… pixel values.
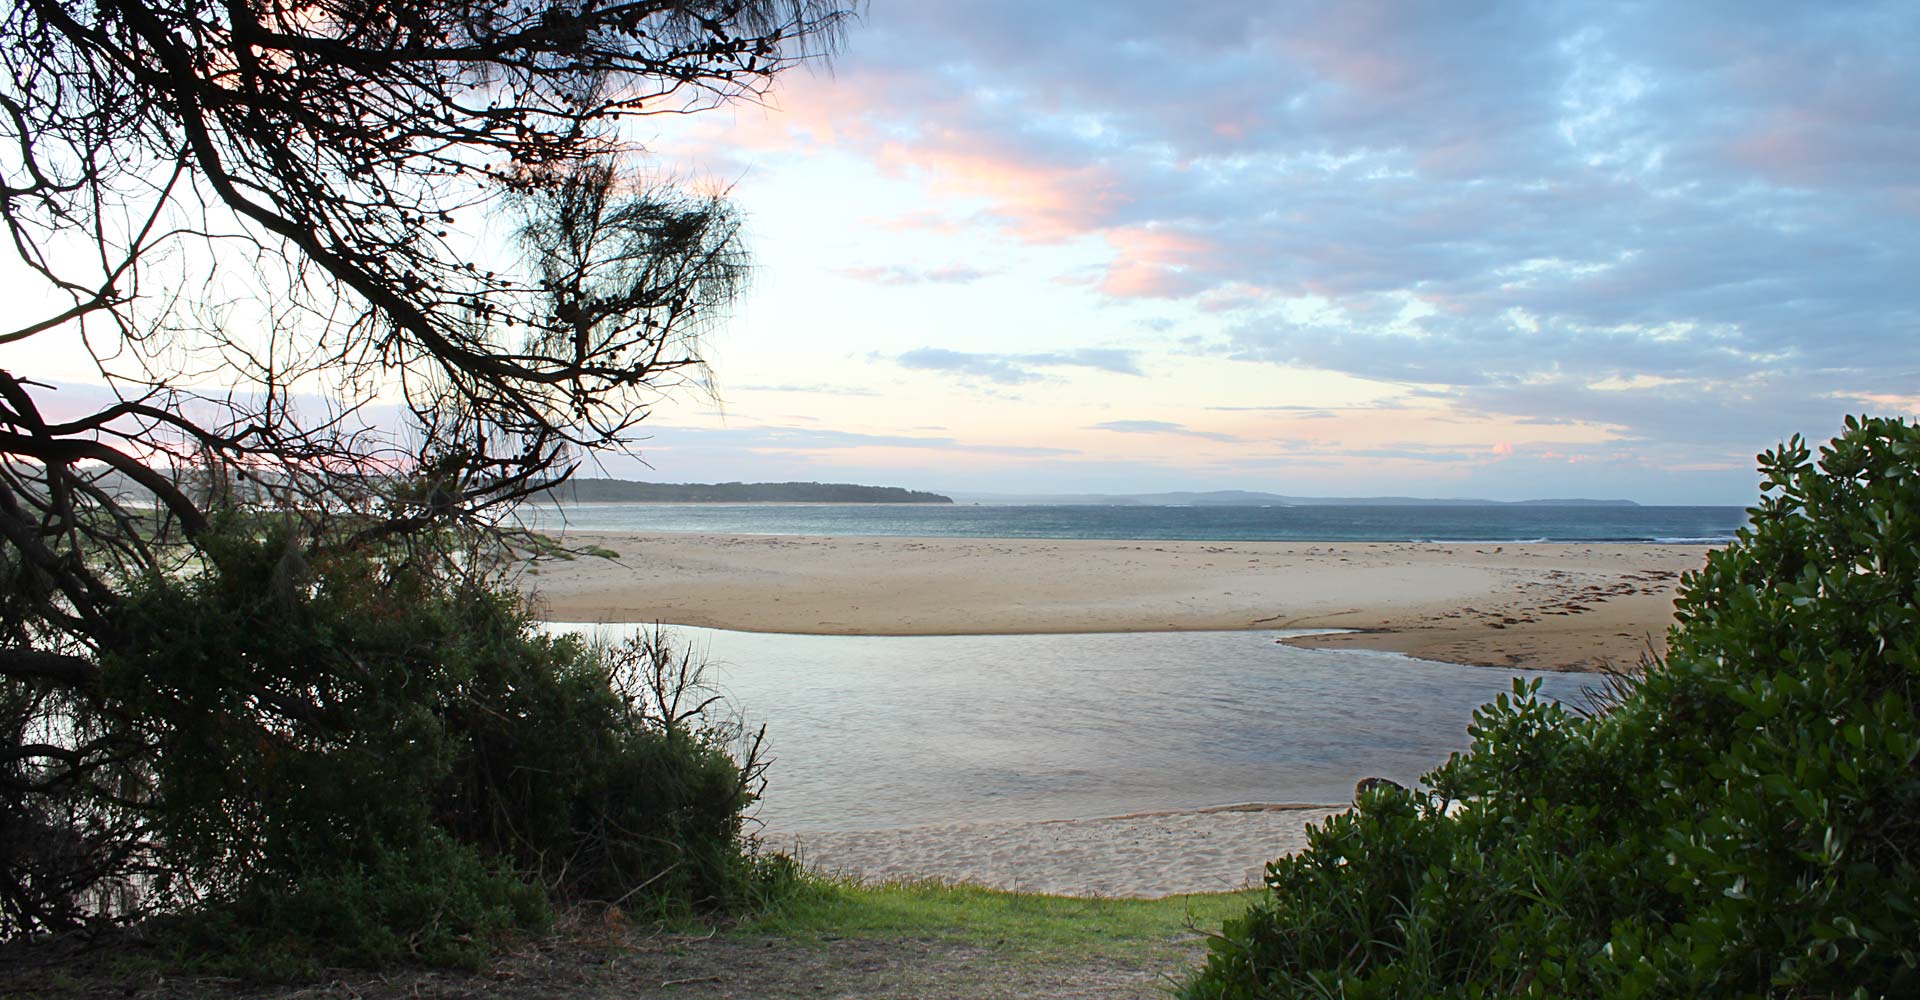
left=519, top=532, right=1711, bottom=673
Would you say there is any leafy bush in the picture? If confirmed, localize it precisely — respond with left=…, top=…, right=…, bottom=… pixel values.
left=1182, top=416, right=1920, bottom=999
left=152, top=829, right=545, bottom=975
left=67, top=520, right=772, bottom=969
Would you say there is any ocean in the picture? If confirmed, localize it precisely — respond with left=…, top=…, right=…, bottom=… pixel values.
left=521, top=501, right=1747, bottom=545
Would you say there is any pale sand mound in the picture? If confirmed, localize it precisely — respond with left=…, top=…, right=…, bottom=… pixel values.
left=764, top=804, right=1347, bottom=898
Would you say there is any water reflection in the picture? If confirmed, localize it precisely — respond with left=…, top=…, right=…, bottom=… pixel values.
left=555, top=625, right=1591, bottom=833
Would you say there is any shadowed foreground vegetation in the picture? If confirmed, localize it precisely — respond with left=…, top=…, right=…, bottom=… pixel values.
left=7, top=881, right=1256, bottom=999
left=2, top=0, right=852, bottom=957
left=3, top=519, right=784, bottom=973
left=1183, top=416, right=1920, bottom=998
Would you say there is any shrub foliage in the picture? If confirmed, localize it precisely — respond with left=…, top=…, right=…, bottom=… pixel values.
left=1183, top=416, right=1920, bottom=999
left=2, top=520, right=770, bottom=967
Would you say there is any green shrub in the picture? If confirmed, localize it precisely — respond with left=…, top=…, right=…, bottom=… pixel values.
left=152, top=829, right=545, bottom=977
left=1182, top=415, right=1920, bottom=999
left=91, top=521, right=767, bottom=970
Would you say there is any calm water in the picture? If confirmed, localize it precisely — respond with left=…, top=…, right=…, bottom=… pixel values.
left=561, top=624, right=1598, bottom=833
left=523, top=502, right=1745, bottom=544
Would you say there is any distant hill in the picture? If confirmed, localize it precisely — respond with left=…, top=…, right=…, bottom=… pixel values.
left=943, top=490, right=1639, bottom=507
left=77, top=468, right=954, bottom=505
left=543, top=480, right=954, bottom=504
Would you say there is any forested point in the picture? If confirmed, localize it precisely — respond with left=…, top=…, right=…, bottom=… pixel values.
left=540, top=480, right=954, bottom=503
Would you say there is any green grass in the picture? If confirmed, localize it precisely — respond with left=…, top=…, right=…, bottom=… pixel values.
left=742, top=875, right=1260, bottom=966
left=7, top=876, right=1263, bottom=996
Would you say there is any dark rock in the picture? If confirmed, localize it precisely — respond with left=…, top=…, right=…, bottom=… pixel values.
left=1353, top=776, right=1408, bottom=801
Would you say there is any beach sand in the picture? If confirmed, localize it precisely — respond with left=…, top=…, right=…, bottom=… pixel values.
left=520, top=532, right=1711, bottom=895
left=763, top=803, right=1344, bottom=898
left=522, top=532, right=1710, bottom=674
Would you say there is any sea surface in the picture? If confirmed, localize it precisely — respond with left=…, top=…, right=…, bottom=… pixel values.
left=559, top=624, right=1602, bottom=833
left=522, top=501, right=1746, bottom=544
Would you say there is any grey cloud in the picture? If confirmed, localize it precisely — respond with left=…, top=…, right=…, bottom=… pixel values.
left=1032, top=349, right=1143, bottom=375
left=1204, top=402, right=1410, bottom=414
left=1424, top=373, right=1916, bottom=460
left=893, top=347, right=1143, bottom=384
left=646, top=423, right=1079, bottom=457
left=1346, top=447, right=1481, bottom=464
left=822, top=1, right=1918, bottom=464
left=1090, top=419, right=1239, bottom=443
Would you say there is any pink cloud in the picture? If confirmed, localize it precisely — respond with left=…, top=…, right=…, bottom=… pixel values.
left=675, top=59, right=1134, bottom=246
left=1727, top=109, right=1836, bottom=185
left=1211, top=111, right=1262, bottom=141
left=1270, top=2, right=1418, bottom=100
left=870, top=138, right=1119, bottom=244
left=1195, top=282, right=1275, bottom=313
left=675, top=60, right=1120, bottom=243
left=1718, top=46, right=1916, bottom=192
left=1722, top=109, right=1917, bottom=204
left=1098, top=226, right=1217, bottom=299
left=699, top=68, right=909, bottom=153
left=662, top=65, right=933, bottom=181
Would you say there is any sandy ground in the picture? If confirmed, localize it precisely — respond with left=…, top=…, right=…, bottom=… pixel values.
left=521, top=532, right=1710, bottom=673
left=519, top=532, right=1709, bottom=896
left=765, top=803, right=1343, bottom=898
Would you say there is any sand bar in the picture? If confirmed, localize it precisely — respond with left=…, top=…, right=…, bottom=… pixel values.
left=522, top=532, right=1711, bottom=673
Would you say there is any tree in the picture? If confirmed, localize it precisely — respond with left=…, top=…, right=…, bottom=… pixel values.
left=0, top=0, right=850, bottom=933
left=0, top=0, right=848, bottom=672
left=1180, top=416, right=1920, bottom=998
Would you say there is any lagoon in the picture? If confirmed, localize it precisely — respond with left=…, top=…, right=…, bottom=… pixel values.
left=561, top=625, right=1595, bottom=833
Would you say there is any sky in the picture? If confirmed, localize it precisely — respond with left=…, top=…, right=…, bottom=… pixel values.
left=9, top=1, right=1919, bottom=504
left=583, top=0, right=1913, bottom=504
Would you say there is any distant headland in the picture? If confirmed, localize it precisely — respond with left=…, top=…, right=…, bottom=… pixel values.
left=943, top=490, right=1640, bottom=507
left=543, top=480, right=955, bottom=504
left=541, top=481, right=1641, bottom=506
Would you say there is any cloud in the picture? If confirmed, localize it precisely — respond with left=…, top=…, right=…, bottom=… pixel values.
left=1098, top=226, right=1217, bottom=298
left=1090, top=419, right=1239, bottom=443
left=739, top=2, right=1916, bottom=460
left=1426, top=373, right=1918, bottom=459
left=643, top=423, right=1079, bottom=457
left=1204, top=402, right=1409, bottom=415
left=1345, top=446, right=1482, bottom=464
left=892, top=347, right=1143, bottom=384
left=734, top=382, right=882, bottom=397
left=836, top=264, right=993, bottom=286
left=643, top=1, right=1920, bottom=497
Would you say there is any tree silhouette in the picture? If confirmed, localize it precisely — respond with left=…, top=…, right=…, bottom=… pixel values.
left=1, top=0, right=846, bottom=674
left=0, top=0, right=851, bottom=931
